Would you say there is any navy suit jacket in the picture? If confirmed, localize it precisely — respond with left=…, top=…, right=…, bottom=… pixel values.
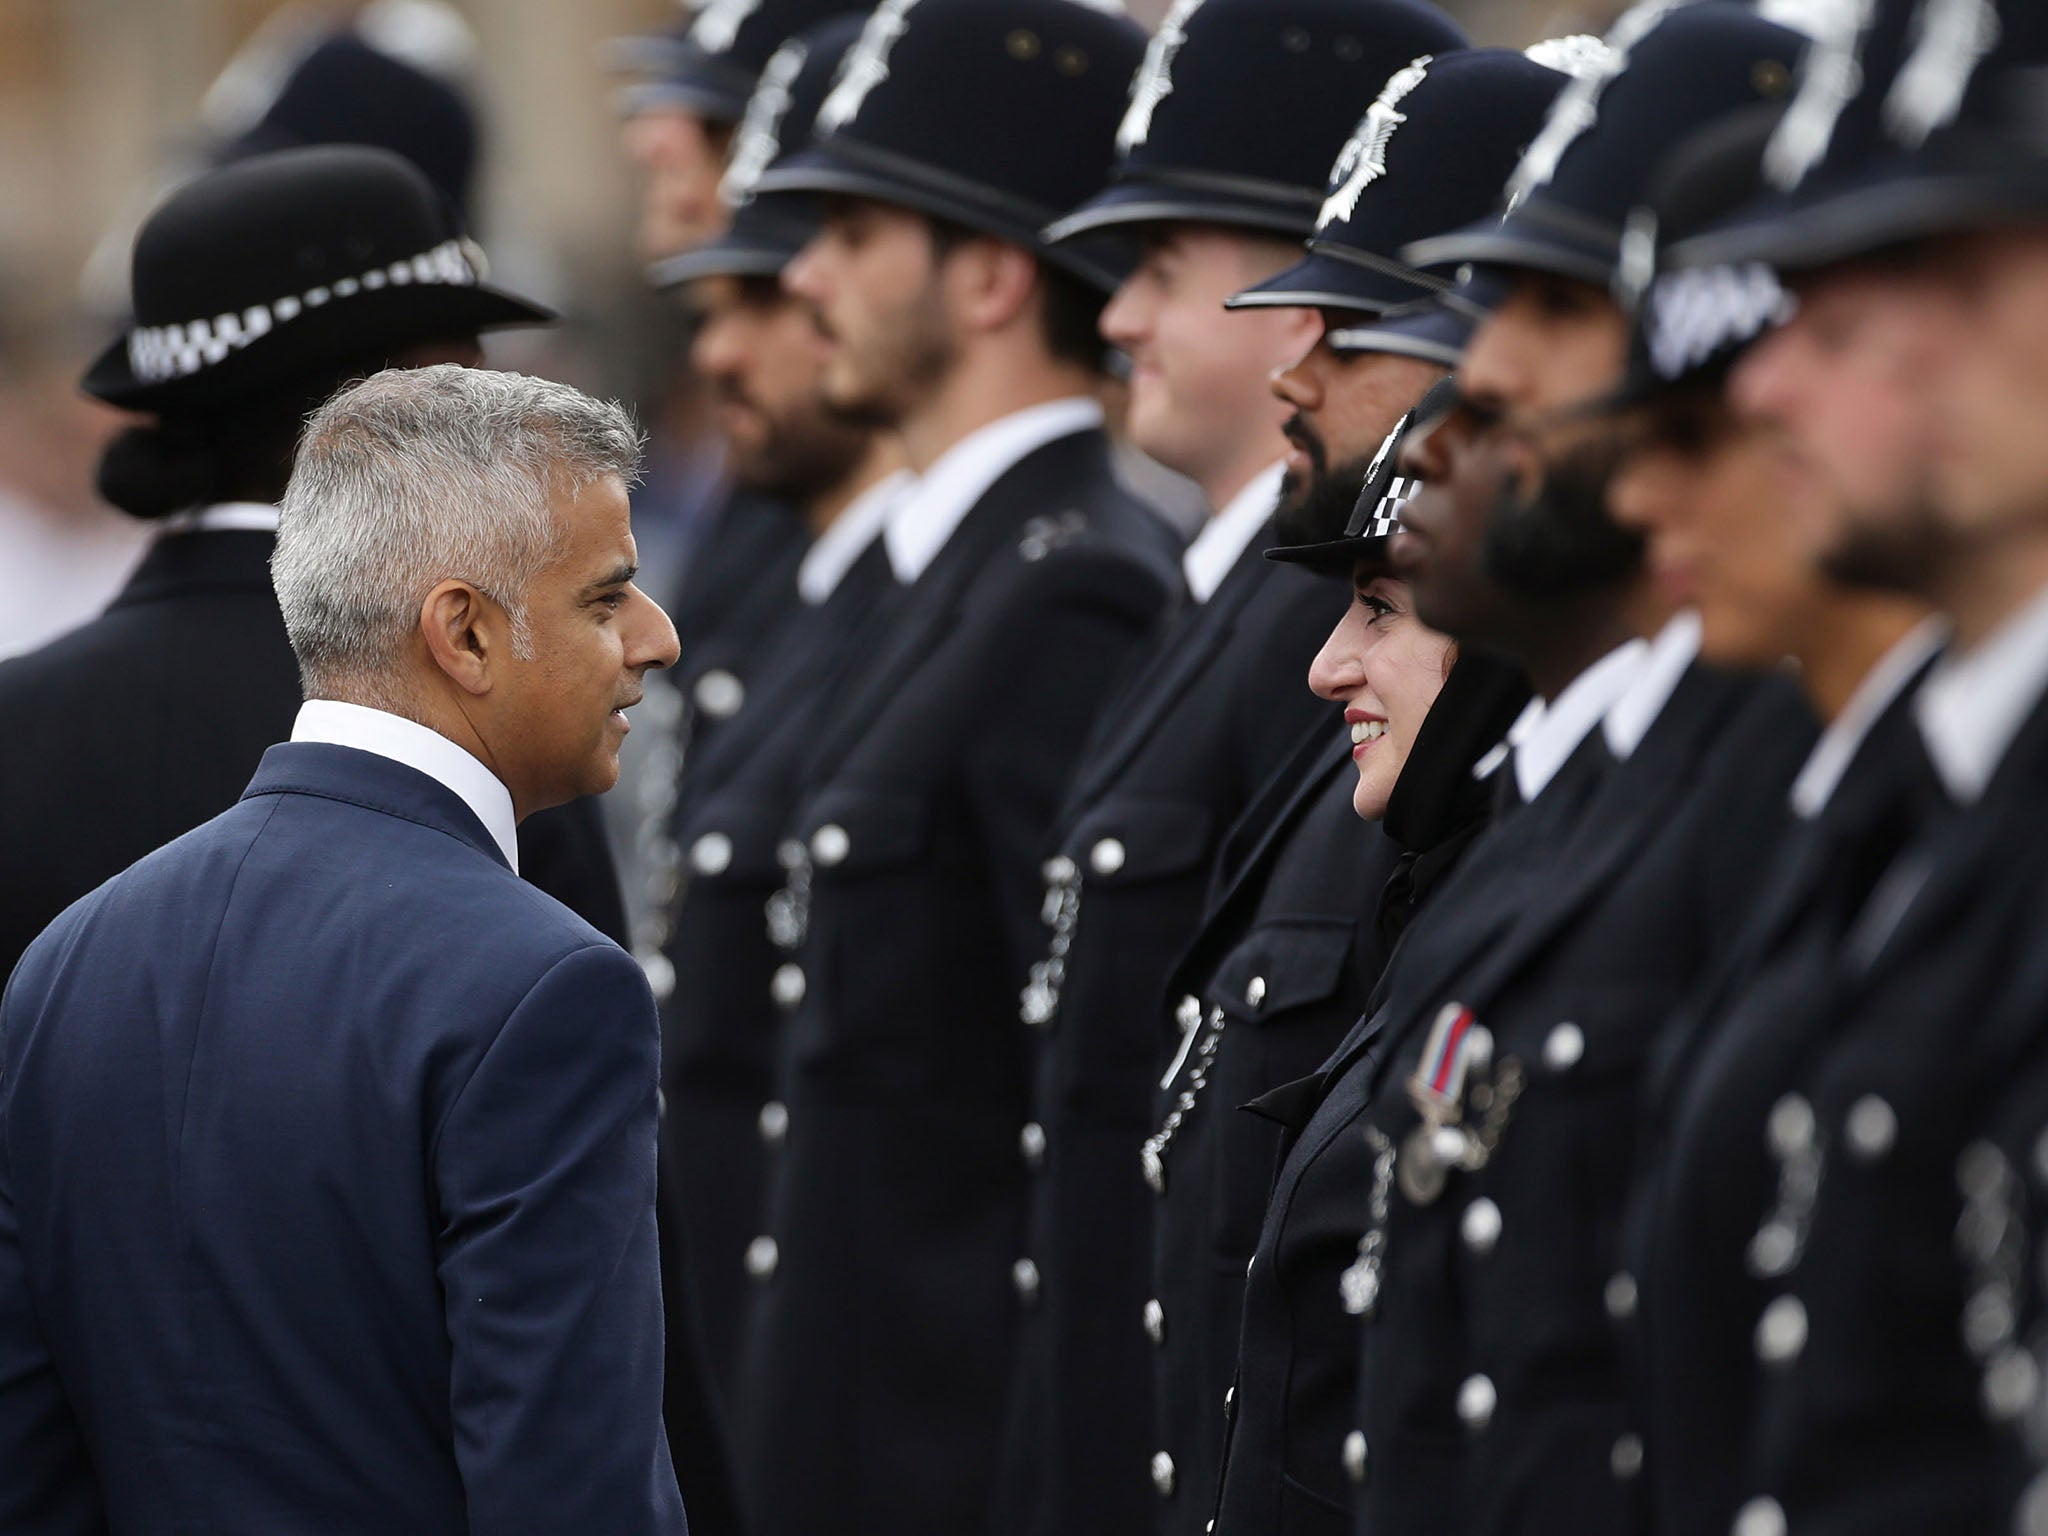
left=0, top=743, right=688, bottom=1535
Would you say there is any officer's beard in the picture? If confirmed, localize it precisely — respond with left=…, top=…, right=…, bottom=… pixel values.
left=1820, top=490, right=1950, bottom=596
left=1481, top=434, right=1644, bottom=597
left=1273, top=448, right=1382, bottom=548
left=812, top=281, right=958, bottom=433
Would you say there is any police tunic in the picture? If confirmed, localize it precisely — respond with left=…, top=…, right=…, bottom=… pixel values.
left=1617, top=627, right=1943, bottom=1536
left=734, top=421, right=1177, bottom=1536
left=994, top=497, right=1342, bottom=1536
left=1345, top=662, right=1814, bottom=1536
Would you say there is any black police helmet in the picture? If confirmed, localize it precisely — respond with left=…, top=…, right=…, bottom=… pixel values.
left=1043, top=0, right=1468, bottom=245
left=1402, top=1, right=1811, bottom=289
left=616, top=0, right=867, bottom=125
left=751, top=0, right=1150, bottom=292
left=1228, top=46, right=1582, bottom=315
left=652, top=14, right=870, bottom=287
left=82, top=145, right=552, bottom=415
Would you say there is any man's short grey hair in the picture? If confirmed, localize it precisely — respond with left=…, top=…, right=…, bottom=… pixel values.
left=273, top=364, right=644, bottom=699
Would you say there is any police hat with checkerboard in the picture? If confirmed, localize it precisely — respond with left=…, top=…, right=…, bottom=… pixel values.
left=652, top=14, right=869, bottom=286
left=750, top=0, right=1150, bottom=292
left=1401, top=1, right=1812, bottom=289
left=1041, top=0, right=1468, bottom=246
left=1267, top=374, right=1460, bottom=573
left=1669, top=0, right=2048, bottom=273
left=1228, top=45, right=1586, bottom=317
left=82, top=145, right=552, bottom=413
left=616, top=0, right=867, bottom=124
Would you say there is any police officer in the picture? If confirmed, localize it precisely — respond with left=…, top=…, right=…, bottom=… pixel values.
left=1627, top=5, right=2048, bottom=1532
left=993, top=4, right=1469, bottom=1529
left=1137, top=43, right=1578, bottom=1534
left=727, top=4, right=1179, bottom=1532
left=646, top=13, right=911, bottom=1414
left=0, top=147, right=631, bottom=980
left=1593, top=101, right=1946, bottom=1536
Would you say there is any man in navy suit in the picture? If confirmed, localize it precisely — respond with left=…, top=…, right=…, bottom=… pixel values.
left=0, top=365, right=689, bottom=1534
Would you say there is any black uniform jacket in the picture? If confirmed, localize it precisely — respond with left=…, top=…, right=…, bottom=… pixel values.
left=734, top=427, right=1178, bottom=1536
left=1204, top=659, right=1589, bottom=1536
left=993, top=532, right=1343, bottom=1536
left=0, top=528, right=627, bottom=981
left=1620, top=656, right=1940, bottom=1536
left=1149, top=653, right=1530, bottom=1536
left=663, top=487, right=809, bottom=776
left=1729, top=680, right=2048, bottom=1536
left=1345, top=669, right=1815, bottom=1536
left=659, top=538, right=897, bottom=1403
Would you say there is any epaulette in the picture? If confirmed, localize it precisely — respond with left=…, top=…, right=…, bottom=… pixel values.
left=1018, top=511, right=1091, bottom=563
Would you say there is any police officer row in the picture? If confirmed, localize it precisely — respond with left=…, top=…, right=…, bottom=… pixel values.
left=623, top=1, right=2048, bottom=1535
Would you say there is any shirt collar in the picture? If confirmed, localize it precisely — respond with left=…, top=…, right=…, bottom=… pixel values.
left=291, top=699, right=520, bottom=872
left=883, top=397, right=1106, bottom=582
left=1914, top=580, right=2048, bottom=804
left=1182, top=462, right=1284, bottom=604
left=157, top=501, right=282, bottom=536
left=797, top=469, right=916, bottom=605
left=1512, top=637, right=1651, bottom=802
left=1602, top=610, right=1703, bottom=761
left=1789, top=617, right=1949, bottom=819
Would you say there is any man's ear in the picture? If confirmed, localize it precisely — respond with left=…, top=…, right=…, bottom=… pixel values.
left=947, top=236, right=1040, bottom=336
left=420, top=579, right=499, bottom=697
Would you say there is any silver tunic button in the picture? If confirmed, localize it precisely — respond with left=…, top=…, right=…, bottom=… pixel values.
left=1091, top=837, right=1127, bottom=876
left=1959, top=1140, right=2012, bottom=1200
left=1843, top=1094, right=1897, bottom=1162
left=640, top=950, right=676, bottom=1002
left=1732, top=1496, right=1786, bottom=1536
left=1605, top=1271, right=1639, bottom=1321
left=1756, top=1295, right=1808, bottom=1364
left=777, top=838, right=809, bottom=871
left=1611, top=1433, right=1644, bottom=1480
left=1151, top=1451, right=1176, bottom=1497
left=690, top=831, right=734, bottom=877
left=1461, top=1198, right=1503, bottom=1254
left=1767, top=1094, right=1815, bottom=1159
left=1984, top=1346, right=2041, bottom=1420
left=758, top=1101, right=789, bottom=1145
left=1020, top=1121, right=1047, bottom=1168
left=771, top=963, right=807, bottom=1009
left=1456, top=1372, right=1497, bottom=1430
left=1963, top=1285, right=2017, bottom=1357
left=1142, top=1297, right=1167, bottom=1344
left=810, top=823, right=850, bottom=866
left=744, top=1235, right=779, bottom=1279
left=1044, top=854, right=1078, bottom=884
left=1343, top=1429, right=1368, bottom=1484
left=1246, top=975, right=1268, bottom=1008
left=693, top=668, right=745, bottom=719
left=1013, top=1258, right=1041, bottom=1303
left=1542, top=1022, right=1585, bottom=1072
left=1176, top=994, right=1202, bottom=1031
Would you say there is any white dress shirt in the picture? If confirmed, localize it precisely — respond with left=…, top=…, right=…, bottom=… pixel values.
left=1181, top=462, right=1285, bottom=604
left=1493, top=638, right=1652, bottom=803
left=883, top=396, right=1107, bottom=582
left=796, top=470, right=917, bottom=605
left=1603, top=610, right=1703, bottom=762
left=1915, top=580, right=2048, bottom=804
left=1789, top=617, right=1948, bottom=819
left=292, top=699, right=521, bottom=872
left=158, top=501, right=283, bottom=536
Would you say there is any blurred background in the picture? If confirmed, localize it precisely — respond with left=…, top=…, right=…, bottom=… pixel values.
left=0, top=0, right=1625, bottom=658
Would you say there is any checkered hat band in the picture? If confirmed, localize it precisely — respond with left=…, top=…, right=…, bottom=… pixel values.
left=1363, top=476, right=1418, bottom=538
left=126, top=238, right=481, bottom=385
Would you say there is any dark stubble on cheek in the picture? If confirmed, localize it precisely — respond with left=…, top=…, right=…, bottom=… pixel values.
left=1274, top=448, right=1378, bottom=547
left=1480, top=434, right=1645, bottom=598
left=1819, top=483, right=1950, bottom=596
left=822, top=270, right=959, bottom=432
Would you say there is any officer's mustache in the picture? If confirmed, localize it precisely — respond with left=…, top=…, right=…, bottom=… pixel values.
left=1281, top=412, right=1328, bottom=480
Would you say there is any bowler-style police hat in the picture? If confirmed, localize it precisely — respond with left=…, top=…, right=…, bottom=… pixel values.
left=615, top=0, right=865, bottom=124
left=1670, top=0, right=2048, bottom=272
left=1228, top=45, right=1584, bottom=316
left=1267, top=374, right=1461, bottom=573
left=1602, top=105, right=1798, bottom=409
left=81, top=145, right=552, bottom=414
left=653, top=15, right=869, bottom=286
left=1402, top=1, right=1811, bottom=289
left=751, top=0, right=1149, bottom=292
left=1042, top=0, right=1468, bottom=245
